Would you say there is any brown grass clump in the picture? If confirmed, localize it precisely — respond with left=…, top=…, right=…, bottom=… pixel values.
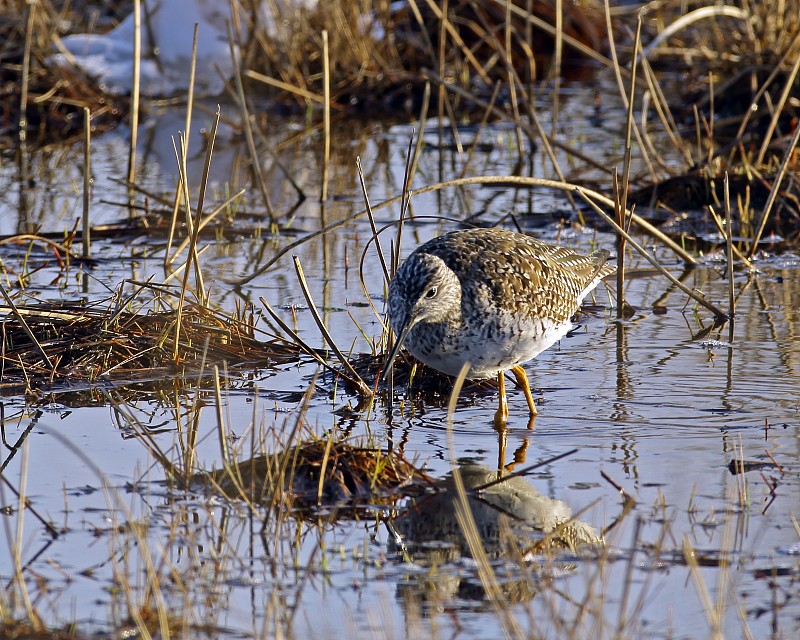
left=637, top=1, right=800, bottom=161
left=0, top=1, right=128, bottom=150
left=205, top=436, right=433, bottom=516
left=0, top=295, right=298, bottom=394
left=246, top=0, right=607, bottom=113
left=2, top=0, right=612, bottom=145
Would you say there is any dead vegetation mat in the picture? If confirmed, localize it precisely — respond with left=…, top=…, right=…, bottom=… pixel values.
left=0, top=298, right=299, bottom=394
left=204, top=437, right=434, bottom=517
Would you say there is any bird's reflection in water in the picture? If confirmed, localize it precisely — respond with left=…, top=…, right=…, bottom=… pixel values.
left=389, top=464, right=601, bottom=609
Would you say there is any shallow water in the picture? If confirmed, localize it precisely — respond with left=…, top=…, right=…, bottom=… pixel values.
left=0, top=87, right=798, bottom=639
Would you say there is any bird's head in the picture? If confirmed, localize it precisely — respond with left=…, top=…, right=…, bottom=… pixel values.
left=383, top=252, right=461, bottom=378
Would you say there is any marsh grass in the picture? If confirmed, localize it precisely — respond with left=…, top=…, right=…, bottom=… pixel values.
left=1, top=1, right=800, bottom=639
left=203, top=433, right=433, bottom=515
left=0, top=1, right=127, bottom=150
left=0, top=292, right=299, bottom=394
left=410, top=361, right=784, bottom=640
left=7, top=0, right=796, bottom=257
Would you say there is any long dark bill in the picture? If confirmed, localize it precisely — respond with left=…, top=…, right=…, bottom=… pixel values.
left=382, top=318, right=415, bottom=381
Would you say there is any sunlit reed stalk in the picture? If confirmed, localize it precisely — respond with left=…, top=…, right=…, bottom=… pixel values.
left=356, top=157, right=390, bottom=286
left=165, top=182, right=184, bottom=269
left=503, top=0, right=525, bottom=167
left=615, top=517, right=643, bottom=637
left=0, top=284, right=53, bottom=368
left=127, top=0, right=141, bottom=202
left=187, top=106, right=220, bottom=302
left=292, top=256, right=372, bottom=397
left=214, top=365, right=229, bottom=465
left=622, top=14, right=641, bottom=201
left=321, top=30, right=330, bottom=204
left=683, top=535, right=723, bottom=639
left=245, top=69, right=325, bottom=103
left=227, top=22, right=276, bottom=224
left=387, top=136, right=416, bottom=280
left=317, top=434, right=334, bottom=505
left=755, top=51, right=800, bottom=167
left=164, top=24, right=199, bottom=269
left=171, top=134, right=193, bottom=359
left=736, top=434, right=748, bottom=507
left=524, top=0, right=534, bottom=89
left=713, top=489, right=741, bottom=639
left=13, top=442, right=38, bottom=632
left=723, top=173, right=735, bottom=321
left=613, top=169, right=627, bottom=318
left=614, top=16, right=640, bottom=318
left=18, top=0, right=33, bottom=143
left=576, top=189, right=727, bottom=318
left=747, top=123, right=800, bottom=258
left=232, top=174, right=700, bottom=288
left=408, top=82, right=430, bottom=188
left=173, top=108, right=220, bottom=360
left=184, top=24, right=198, bottom=153
left=436, top=0, right=447, bottom=154
left=551, top=0, right=562, bottom=134
left=82, top=107, right=91, bottom=258
left=382, top=137, right=417, bottom=386
left=445, top=362, right=523, bottom=637
left=604, top=1, right=656, bottom=181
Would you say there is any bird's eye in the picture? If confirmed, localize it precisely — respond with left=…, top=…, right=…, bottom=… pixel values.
left=425, top=287, right=438, bottom=299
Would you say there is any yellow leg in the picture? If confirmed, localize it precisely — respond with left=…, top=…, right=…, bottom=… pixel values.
left=510, top=365, right=538, bottom=417
left=505, top=438, right=530, bottom=473
left=493, top=371, right=509, bottom=428
left=496, top=427, right=507, bottom=477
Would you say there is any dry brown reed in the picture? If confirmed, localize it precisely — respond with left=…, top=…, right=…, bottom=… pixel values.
left=0, top=0, right=127, bottom=150
left=0, top=293, right=298, bottom=393
left=205, top=434, right=432, bottom=515
left=2, top=3, right=799, bottom=639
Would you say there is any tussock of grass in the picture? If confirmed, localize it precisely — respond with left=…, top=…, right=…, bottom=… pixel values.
left=204, top=435, right=433, bottom=516
left=0, top=294, right=298, bottom=393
